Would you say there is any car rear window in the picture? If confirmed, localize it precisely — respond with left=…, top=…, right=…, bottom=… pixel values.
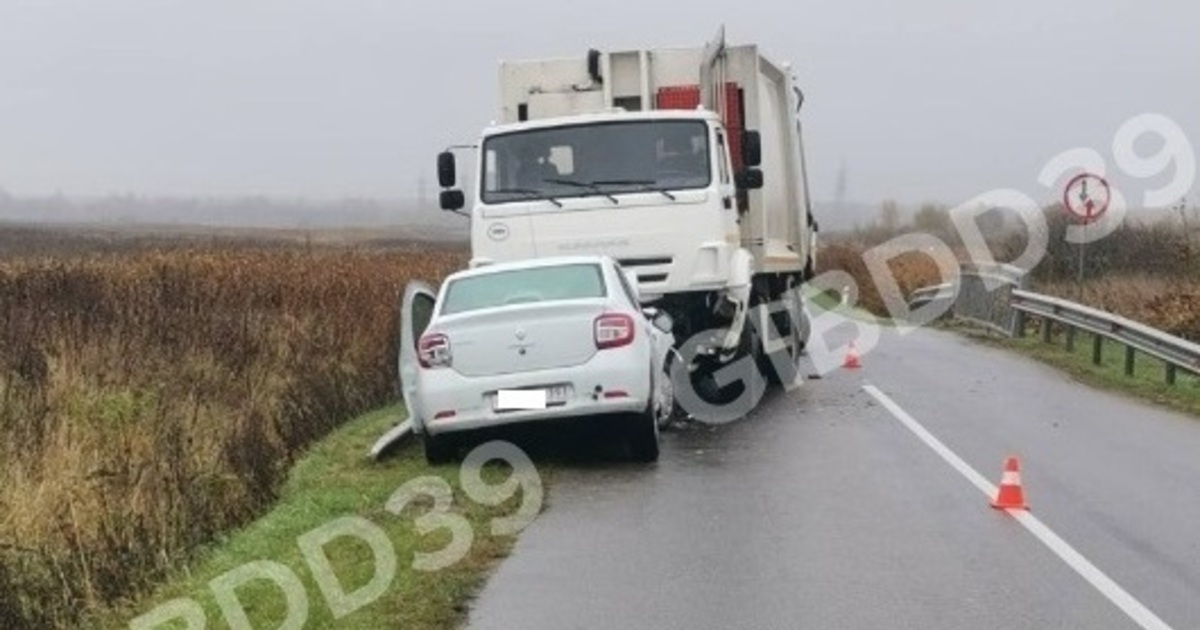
left=440, top=263, right=607, bottom=315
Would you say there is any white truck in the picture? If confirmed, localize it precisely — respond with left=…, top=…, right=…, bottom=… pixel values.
left=434, top=28, right=817, bottom=406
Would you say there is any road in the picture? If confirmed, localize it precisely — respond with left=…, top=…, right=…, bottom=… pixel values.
left=465, top=323, right=1200, bottom=629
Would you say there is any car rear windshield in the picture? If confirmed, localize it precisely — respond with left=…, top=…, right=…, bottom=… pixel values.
left=440, top=263, right=606, bottom=315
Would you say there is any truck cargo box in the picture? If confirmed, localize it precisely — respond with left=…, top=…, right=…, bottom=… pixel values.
left=496, top=36, right=814, bottom=276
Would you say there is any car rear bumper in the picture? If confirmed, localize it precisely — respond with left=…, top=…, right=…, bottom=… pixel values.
left=416, top=352, right=651, bottom=437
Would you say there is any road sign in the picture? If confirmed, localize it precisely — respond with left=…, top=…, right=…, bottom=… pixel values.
left=1062, top=172, right=1111, bottom=300
left=1063, top=173, right=1111, bottom=223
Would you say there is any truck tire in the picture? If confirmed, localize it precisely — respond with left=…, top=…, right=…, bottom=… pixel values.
left=688, top=326, right=758, bottom=406
left=764, top=315, right=809, bottom=385
left=761, top=284, right=809, bottom=385
left=657, top=351, right=681, bottom=428
left=692, top=354, right=747, bottom=406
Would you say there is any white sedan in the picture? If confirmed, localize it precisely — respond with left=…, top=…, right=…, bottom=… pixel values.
left=399, top=255, right=676, bottom=464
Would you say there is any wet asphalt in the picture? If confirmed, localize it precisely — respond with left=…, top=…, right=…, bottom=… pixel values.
left=465, top=324, right=1200, bottom=629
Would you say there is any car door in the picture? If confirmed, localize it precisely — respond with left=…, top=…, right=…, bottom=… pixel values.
left=398, top=281, right=437, bottom=433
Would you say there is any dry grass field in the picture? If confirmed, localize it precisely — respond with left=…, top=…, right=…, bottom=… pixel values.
left=0, top=227, right=465, bottom=628
left=819, top=240, right=1200, bottom=342
left=817, top=242, right=945, bottom=316
left=1035, top=275, right=1200, bottom=341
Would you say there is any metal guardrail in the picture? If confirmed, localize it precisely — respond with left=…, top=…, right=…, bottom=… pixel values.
left=1010, top=290, right=1200, bottom=384
left=907, top=283, right=954, bottom=310
left=908, top=265, right=1199, bottom=385
left=905, top=263, right=1027, bottom=336
left=954, top=263, right=1028, bottom=336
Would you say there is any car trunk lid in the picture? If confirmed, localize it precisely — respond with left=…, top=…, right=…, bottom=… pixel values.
left=440, top=300, right=606, bottom=377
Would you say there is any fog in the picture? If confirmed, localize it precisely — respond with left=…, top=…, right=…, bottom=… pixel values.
left=1, top=0, right=1196, bottom=208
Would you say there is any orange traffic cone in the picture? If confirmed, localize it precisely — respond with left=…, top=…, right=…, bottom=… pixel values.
left=842, top=340, right=862, bottom=369
left=991, top=457, right=1028, bottom=510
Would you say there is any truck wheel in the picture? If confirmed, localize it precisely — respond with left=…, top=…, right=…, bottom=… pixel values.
left=794, top=305, right=811, bottom=353
left=762, top=289, right=809, bottom=385
left=627, top=409, right=660, bottom=463
left=691, top=354, right=747, bottom=406
left=763, top=323, right=807, bottom=385
left=688, top=325, right=759, bottom=406
left=423, top=433, right=456, bottom=465
left=657, top=352, right=680, bottom=428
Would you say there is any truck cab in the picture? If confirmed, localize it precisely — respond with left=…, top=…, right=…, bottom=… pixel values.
left=465, top=109, right=745, bottom=302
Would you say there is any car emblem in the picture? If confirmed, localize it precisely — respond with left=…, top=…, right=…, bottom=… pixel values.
left=487, top=222, right=511, bottom=241
left=514, top=328, right=526, bottom=340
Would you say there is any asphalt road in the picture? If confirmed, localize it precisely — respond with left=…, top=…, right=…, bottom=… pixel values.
left=466, top=323, right=1200, bottom=630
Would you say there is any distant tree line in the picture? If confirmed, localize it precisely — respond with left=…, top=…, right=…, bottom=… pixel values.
left=0, top=192, right=449, bottom=230
left=836, top=199, right=1200, bottom=281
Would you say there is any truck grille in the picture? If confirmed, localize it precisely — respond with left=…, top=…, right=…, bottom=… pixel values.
left=617, top=256, right=674, bottom=267
left=617, top=257, right=674, bottom=286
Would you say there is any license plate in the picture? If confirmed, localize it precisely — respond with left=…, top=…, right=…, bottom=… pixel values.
left=494, top=385, right=570, bottom=411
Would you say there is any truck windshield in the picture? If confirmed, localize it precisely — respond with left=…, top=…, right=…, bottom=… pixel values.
left=481, top=120, right=711, bottom=205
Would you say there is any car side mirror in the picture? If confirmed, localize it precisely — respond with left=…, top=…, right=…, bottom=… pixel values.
left=737, top=168, right=764, bottom=190
left=437, top=151, right=457, bottom=188
left=440, top=189, right=465, bottom=211
left=741, top=130, right=762, bottom=167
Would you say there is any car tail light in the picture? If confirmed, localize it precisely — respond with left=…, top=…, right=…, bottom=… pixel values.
left=594, top=313, right=635, bottom=350
left=418, top=333, right=452, bottom=368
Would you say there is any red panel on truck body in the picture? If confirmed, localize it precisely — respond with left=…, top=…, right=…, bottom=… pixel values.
left=655, top=85, right=701, bottom=110
left=656, top=83, right=745, bottom=173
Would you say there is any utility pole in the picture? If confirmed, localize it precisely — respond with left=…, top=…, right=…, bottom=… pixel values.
left=1177, top=197, right=1194, bottom=270
left=834, top=159, right=847, bottom=213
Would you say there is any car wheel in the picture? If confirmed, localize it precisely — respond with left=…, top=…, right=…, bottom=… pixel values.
left=423, top=433, right=456, bottom=465
left=627, top=409, right=660, bottom=463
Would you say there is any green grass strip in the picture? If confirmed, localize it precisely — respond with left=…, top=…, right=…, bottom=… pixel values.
left=97, top=407, right=535, bottom=629
left=961, top=324, right=1200, bottom=418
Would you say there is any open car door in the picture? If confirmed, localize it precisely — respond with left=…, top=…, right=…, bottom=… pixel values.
left=399, top=281, right=438, bottom=433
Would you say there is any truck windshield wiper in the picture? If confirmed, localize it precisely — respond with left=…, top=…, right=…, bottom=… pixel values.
left=490, top=187, right=563, bottom=208
left=591, top=179, right=677, bottom=201
left=542, top=178, right=619, bottom=204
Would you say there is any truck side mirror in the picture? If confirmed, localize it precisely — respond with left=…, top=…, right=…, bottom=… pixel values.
left=737, top=168, right=764, bottom=190
left=741, top=130, right=762, bottom=167
left=437, top=151, right=457, bottom=188
left=439, top=190, right=465, bottom=211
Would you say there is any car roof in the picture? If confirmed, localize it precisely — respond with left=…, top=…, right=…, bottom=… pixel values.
left=445, top=255, right=614, bottom=283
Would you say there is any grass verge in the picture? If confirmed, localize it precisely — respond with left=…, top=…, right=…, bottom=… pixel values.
left=96, top=407, right=538, bottom=629
left=957, top=324, right=1200, bottom=418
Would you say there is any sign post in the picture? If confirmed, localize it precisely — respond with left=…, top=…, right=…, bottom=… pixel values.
left=1063, top=173, right=1111, bottom=301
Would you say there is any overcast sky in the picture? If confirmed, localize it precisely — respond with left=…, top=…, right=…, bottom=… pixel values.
left=1, top=0, right=1197, bottom=206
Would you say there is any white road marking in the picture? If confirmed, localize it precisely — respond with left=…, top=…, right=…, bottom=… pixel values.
left=862, top=384, right=1174, bottom=630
